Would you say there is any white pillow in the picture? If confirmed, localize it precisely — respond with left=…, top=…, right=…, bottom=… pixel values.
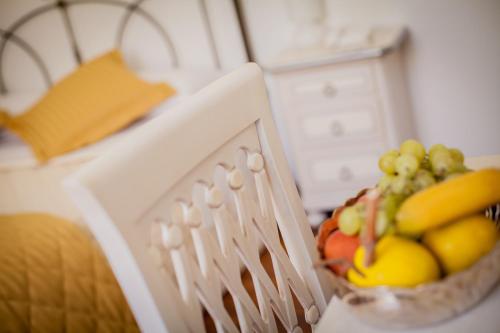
left=137, top=68, right=226, bottom=95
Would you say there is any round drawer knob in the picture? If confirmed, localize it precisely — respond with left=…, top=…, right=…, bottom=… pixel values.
left=330, top=121, right=344, bottom=137
left=339, top=166, right=353, bottom=182
left=322, top=83, right=336, bottom=97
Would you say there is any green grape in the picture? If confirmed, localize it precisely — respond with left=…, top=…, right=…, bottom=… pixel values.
left=430, top=150, right=458, bottom=177
left=420, top=156, right=432, bottom=171
left=385, top=224, right=397, bottom=235
left=378, top=150, right=399, bottom=174
left=390, top=175, right=414, bottom=195
left=429, top=144, right=448, bottom=160
left=338, top=206, right=364, bottom=236
left=444, top=172, right=465, bottom=181
left=377, top=174, right=396, bottom=192
left=395, top=153, right=419, bottom=178
left=354, top=203, right=367, bottom=219
left=400, top=139, right=426, bottom=162
left=413, top=169, right=436, bottom=191
left=381, top=194, right=402, bottom=221
left=455, top=164, right=470, bottom=173
left=449, top=148, right=465, bottom=163
left=375, top=210, right=390, bottom=237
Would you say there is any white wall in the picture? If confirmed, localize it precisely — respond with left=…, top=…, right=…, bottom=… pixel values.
left=243, top=0, right=500, bottom=157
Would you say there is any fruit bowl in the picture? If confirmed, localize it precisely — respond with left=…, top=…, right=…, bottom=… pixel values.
left=317, top=195, right=500, bottom=330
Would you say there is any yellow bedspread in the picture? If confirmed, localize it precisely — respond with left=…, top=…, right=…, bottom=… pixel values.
left=0, top=213, right=139, bottom=332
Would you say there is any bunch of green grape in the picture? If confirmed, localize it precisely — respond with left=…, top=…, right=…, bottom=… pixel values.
left=338, top=194, right=400, bottom=238
left=338, top=139, right=468, bottom=238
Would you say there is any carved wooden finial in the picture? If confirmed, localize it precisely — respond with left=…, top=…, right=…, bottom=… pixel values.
left=160, top=223, right=183, bottom=249
left=247, top=152, right=264, bottom=172
left=185, top=204, right=202, bottom=228
left=227, top=168, right=244, bottom=190
left=305, top=304, right=320, bottom=324
left=206, top=186, right=224, bottom=208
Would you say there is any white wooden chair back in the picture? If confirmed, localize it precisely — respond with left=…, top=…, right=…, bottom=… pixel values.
left=64, top=63, right=332, bottom=333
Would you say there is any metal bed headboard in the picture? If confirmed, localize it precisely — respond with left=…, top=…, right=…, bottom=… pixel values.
left=0, top=0, right=223, bottom=94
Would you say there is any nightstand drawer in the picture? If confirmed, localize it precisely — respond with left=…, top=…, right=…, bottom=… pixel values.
left=301, top=109, right=376, bottom=141
left=299, top=152, right=382, bottom=191
left=297, top=148, right=386, bottom=193
left=285, top=64, right=375, bottom=104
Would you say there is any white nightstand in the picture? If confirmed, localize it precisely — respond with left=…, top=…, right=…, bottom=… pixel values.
left=264, top=27, right=414, bottom=225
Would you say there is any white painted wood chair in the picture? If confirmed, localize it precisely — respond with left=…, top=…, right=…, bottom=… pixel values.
left=64, top=63, right=333, bottom=333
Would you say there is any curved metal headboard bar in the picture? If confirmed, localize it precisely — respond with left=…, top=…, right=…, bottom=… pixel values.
left=0, top=0, right=179, bottom=94
left=198, top=0, right=220, bottom=69
left=0, top=29, right=53, bottom=91
left=0, top=3, right=56, bottom=93
left=69, top=0, right=179, bottom=67
left=115, top=0, right=146, bottom=51
left=58, top=0, right=83, bottom=64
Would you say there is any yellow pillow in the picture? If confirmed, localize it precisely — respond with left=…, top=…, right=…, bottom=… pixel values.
left=0, top=50, right=175, bottom=162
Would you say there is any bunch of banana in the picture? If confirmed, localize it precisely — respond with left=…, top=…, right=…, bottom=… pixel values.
left=397, top=168, right=500, bottom=237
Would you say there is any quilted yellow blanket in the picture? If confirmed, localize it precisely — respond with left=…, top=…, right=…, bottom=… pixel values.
left=0, top=213, right=139, bottom=332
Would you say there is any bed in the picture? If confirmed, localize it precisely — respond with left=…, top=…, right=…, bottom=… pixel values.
left=0, top=0, right=248, bottom=223
left=0, top=2, right=251, bottom=330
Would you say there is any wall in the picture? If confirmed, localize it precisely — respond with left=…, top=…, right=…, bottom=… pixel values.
left=243, top=0, right=500, bottom=157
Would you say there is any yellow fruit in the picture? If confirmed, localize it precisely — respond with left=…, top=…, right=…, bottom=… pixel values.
left=396, top=168, right=500, bottom=237
left=423, top=215, right=498, bottom=274
left=347, top=235, right=440, bottom=288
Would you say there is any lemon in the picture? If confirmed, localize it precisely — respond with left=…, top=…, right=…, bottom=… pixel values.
left=423, top=215, right=498, bottom=274
left=348, top=235, right=440, bottom=288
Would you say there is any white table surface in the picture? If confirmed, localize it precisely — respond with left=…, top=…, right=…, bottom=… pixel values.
left=315, top=283, right=500, bottom=333
left=465, top=154, right=500, bottom=170
left=316, top=154, right=500, bottom=333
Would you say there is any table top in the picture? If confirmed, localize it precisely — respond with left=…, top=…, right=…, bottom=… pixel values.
left=315, top=283, right=500, bottom=333
left=465, top=154, right=500, bottom=170
left=316, top=154, right=500, bottom=332
left=262, top=26, right=406, bottom=73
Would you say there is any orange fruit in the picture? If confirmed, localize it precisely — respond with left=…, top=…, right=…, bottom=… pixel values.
left=324, top=230, right=360, bottom=277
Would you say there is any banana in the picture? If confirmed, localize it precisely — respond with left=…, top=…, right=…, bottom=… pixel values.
left=396, top=168, right=500, bottom=237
